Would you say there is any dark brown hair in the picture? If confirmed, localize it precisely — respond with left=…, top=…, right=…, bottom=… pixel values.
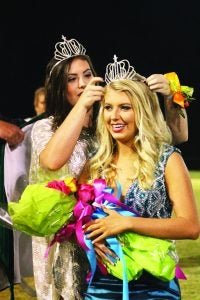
left=45, top=55, right=99, bottom=132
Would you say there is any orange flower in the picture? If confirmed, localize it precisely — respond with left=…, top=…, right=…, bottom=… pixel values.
left=173, top=92, right=185, bottom=108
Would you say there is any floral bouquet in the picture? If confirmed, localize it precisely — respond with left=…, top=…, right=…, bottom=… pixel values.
left=8, top=177, right=77, bottom=236
left=8, top=177, right=185, bottom=296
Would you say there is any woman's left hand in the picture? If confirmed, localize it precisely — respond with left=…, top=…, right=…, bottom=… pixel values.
left=93, top=241, right=119, bottom=265
left=146, top=74, right=172, bottom=96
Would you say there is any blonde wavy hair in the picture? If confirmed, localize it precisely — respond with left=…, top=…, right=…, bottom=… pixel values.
left=88, top=79, right=172, bottom=189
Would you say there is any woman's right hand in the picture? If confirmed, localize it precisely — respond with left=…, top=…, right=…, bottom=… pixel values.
left=78, top=77, right=104, bottom=110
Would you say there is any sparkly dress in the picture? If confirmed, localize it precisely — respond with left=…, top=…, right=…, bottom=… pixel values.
left=29, top=117, right=93, bottom=300
left=84, top=144, right=181, bottom=300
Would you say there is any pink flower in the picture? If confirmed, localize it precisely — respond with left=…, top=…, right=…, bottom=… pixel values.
left=77, top=183, right=95, bottom=203
left=46, top=180, right=71, bottom=195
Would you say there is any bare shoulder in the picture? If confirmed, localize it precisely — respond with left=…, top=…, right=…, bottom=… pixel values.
left=165, top=150, right=191, bottom=185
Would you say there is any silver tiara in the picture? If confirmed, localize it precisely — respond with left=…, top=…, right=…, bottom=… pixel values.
left=50, top=35, right=86, bottom=75
left=105, top=55, right=146, bottom=83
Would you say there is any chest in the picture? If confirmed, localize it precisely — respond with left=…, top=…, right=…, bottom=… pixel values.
left=114, top=160, right=137, bottom=198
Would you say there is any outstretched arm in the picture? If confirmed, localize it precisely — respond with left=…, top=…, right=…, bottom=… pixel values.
left=146, top=74, right=188, bottom=145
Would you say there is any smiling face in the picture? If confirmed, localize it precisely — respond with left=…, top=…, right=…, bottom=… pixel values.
left=103, top=87, right=137, bottom=145
left=66, top=57, right=94, bottom=106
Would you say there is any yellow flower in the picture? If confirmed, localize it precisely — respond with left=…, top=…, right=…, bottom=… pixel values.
left=64, top=177, right=77, bottom=193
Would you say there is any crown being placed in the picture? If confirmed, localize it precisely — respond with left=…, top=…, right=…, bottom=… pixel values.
left=105, top=55, right=146, bottom=83
left=50, top=35, right=86, bottom=74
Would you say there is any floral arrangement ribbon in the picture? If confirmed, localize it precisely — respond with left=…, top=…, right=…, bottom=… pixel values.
left=164, top=72, right=195, bottom=118
left=7, top=177, right=186, bottom=300
left=49, top=178, right=186, bottom=300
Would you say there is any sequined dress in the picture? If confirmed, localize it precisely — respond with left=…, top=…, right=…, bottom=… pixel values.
left=84, top=144, right=181, bottom=300
left=29, top=117, right=93, bottom=300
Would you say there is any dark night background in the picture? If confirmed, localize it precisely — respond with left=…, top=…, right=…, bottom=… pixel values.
left=1, top=0, right=199, bottom=169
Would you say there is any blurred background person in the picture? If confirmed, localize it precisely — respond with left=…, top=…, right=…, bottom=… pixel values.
left=25, top=87, right=46, bottom=122
left=33, top=86, right=46, bottom=116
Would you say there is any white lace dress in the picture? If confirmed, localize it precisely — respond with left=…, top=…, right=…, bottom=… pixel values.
left=29, top=117, right=92, bottom=300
